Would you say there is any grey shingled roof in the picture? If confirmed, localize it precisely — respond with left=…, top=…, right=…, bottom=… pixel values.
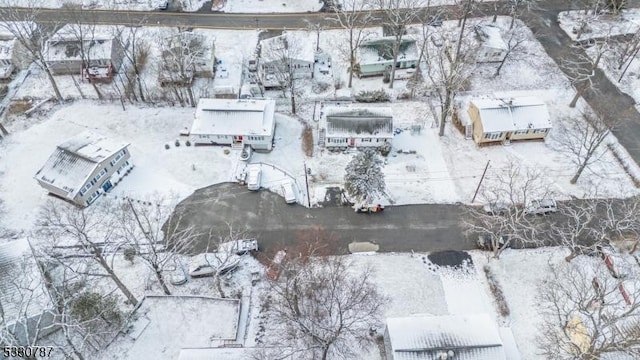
left=325, top=107, right=393, bottom=137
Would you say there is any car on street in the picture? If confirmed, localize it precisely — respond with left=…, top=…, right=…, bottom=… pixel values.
left=233, top=239, right=259, bottom=255
left=247, top=167, right=261, bottom=191
left=157, top=1, right=169, bottom=10
left=525, top=199, right=558, bottom=215
left=281, top=180, right=296, bottom=204
left=483, top=201, right=510, bottom=215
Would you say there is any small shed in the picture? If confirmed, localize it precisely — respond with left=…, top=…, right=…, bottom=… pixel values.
left=322, top=106, right=393, bottom=149
left=468, top=96, right=552, bottom=145
left=384, top=314, right=508, bottom=360
left=474, top=25, right=508, bottom=63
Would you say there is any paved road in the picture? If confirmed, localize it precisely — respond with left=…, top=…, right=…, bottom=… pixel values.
left=172, top=183, right=470, bottom=256
left=521, top=2, right=640, bottom=163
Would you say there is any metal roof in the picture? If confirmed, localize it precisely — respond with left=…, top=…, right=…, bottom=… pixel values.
left=34, top=131, right=129, bottom=199
left=358, top=36, right=419, bottom=65
left=190, top=99, right=276, bottom=137
left=324, top=106, right=393, bottom=137
left=475, top=25, right=508, bottom=51
left=386, top=314, right=506, bottom=360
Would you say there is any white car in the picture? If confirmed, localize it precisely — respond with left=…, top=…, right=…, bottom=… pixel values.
left=247, top=167, right=261, bottom=191
left=281, top=180, right=296, bottom=204
left=525, top=199, right=557, bottom=215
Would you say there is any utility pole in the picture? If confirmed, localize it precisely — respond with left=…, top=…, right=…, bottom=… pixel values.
left=303, top=162, right=311, bottom=207
left=471, top=160, right=490, bottom=203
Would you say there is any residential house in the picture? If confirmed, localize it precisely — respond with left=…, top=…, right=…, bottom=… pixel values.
left=474, top=25, right=508, bottom=63
left=0, top=31, right=22, bottom=79
left=384, top=314, right=510, bottom=360
left=44, top=24, right=124, bottom=81
left=257, top=32, right=314, bottom=89
left=467, top=96, right=552, bottom=145
left=34, top=131, right=132, bottom=207
left=190, top=98, right=276, bottom=151
left=158, top=31, right=216, bottom=86
left=321, top=106, right=393, bottom=149
left=356, top=37, right=418, bottom=77
left=0, top=239, right=57, bottom=345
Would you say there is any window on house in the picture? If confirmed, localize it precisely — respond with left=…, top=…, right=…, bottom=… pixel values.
left=513, top=130, right=529, bottom=135
left=93, top=168, right=108, bottom=183
left=533, top=128, right=548, bottom=134
left=484, top=132, right=503, bottom=140
left=362, top=138, right=372, bottom=142
left=85, top=190, right=101, bottom=205
left=110, top=149, right=127, bottom=167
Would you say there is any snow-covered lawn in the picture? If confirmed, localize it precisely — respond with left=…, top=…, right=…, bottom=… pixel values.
left=2, top=0, right=208, bottom=12
left=558, top=9, right=640, bottom=41
left=98, top=296, right=240, bottom=360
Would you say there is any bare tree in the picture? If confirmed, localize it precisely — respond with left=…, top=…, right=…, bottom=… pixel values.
left=553, top=199, right=603, bottom=262
left=264, top=245, right=388, bottom=360
left=424, top=26, right=476, bottom=136
left=344, top=148, right=386, bottom=204
left=553, top=111, right=615, bottom=184
left=494, top=23, right=531, bottom=77
left=538, top=261, right=640, bottom=359
left=507, top=0, right=538, bottom=30
left=260, top=33, right=306, bottom=114
left=562, top=39, right=610, bottom=108
left=158, top=28, right=206, bottom=107
left=376, top=0, right=425, bottom=89
left=0, top=0, right=63, bottom=102
left=38, top=200, right=138, bottom=306
left=330, top=0, right=374, bottom=88
left=464, top=160, right=555, bottom=258
left=114, top=196, right=198, bottom=295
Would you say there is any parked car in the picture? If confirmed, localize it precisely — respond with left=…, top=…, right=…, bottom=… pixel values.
left=156, top=0, right=169, bottom=10
left=247, top=167, right=261, bottom=191
left=525, top=199, right=558, bottom=215
left=189, top=264, right=216, bottom=278
left=169, top=266, right=188, bottom=285
left=483, top=202, right=510, bottom=215
left=477, top=234, right=510, bottom=251
left=233, top=239, right=259, bottom=255
left=281, top=180, right=296, bottom=204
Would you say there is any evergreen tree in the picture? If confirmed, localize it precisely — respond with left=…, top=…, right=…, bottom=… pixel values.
left=344, top=149, right=386, bottom=203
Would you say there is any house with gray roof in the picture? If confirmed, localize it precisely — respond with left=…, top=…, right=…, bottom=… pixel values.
left=34, top=131, right=132, bottom=207
left=384, top=314, right=509, bottom=360
left=321, top=106, right=393, bottom=149
left=0, top=239, right=57, bottom=345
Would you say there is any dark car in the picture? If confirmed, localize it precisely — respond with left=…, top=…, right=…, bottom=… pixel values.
left=477, top=234, right=510, bottom=251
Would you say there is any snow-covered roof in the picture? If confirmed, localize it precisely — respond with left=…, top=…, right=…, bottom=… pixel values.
left=386, top=314, right=507, bottom=360
left=471, top=96, right=551, bottom=133
left=34, top=131, right=129, bottom=199
left=0, top=239, right=51, bottom=323
left=358, top=36, right=418, bottom=65
left=259, top=32, right=315, bottom=64
left=475, top=25, right=507, bottom=51
left=324, top=106, right=393, bottom=137
left=191, top=98, right=276, bottom=137
left=46, top=24, right=117, bottom=62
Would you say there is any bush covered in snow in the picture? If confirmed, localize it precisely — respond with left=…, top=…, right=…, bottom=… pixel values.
left=355, top=89, right=390, bottom=103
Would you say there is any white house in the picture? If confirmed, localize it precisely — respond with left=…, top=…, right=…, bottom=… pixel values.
left=190, top=98, right=277, bottom=151
left=474, top=25, right=508, bottom=63
left=384, top=314, right=510, bottom=360
left=467, top=96, right=552, bottom=145
left=257, top=32, right=315, bottom=89
left=0, top=32, right=19, bottom=79
left=356, top=37, right=419, bottom=77
left=34, top=131, right=132, bottom=207
left=321, top=106, right=393, bottom=149
left=44, top=25, right=124, bottom=81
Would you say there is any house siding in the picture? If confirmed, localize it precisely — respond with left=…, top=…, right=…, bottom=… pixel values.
left=71, top=147, right=130, bottom=207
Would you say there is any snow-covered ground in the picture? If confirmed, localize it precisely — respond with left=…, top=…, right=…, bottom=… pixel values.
left=558, top=9, right=640, bottom=41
